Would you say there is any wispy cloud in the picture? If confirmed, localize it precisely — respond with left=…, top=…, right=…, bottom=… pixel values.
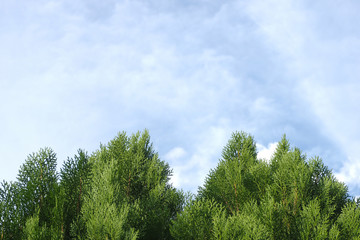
left=245, top=0, right=360, bottom=194
left=1, top=0, right=359, bottom=196
left=164, top=121, right=231, bottom=191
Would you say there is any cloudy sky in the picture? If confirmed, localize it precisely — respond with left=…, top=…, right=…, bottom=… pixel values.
left=1, top=0, right=360, bottom=196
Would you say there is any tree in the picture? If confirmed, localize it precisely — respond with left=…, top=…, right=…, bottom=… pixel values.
left=0, top=181, right=23, bottom=239
left=23, top=210, right=47, bottom=240
left=198, top=131, right=266, bottom=213
left=173, top=131, right=351, bottom=239
left=82, top=157, right=137, bottom=239
left=16, top=147, right=62, bottom=239
left=212, top=200, right=270, bottom=240
left=17, top=148, right=58, bottom=225
left=335, top=201, right=360, bottom=239
left=60, top=149, right=91, bottom=239
left=1, top=130, right=358, bottom=239
left=170, top=198, right=225, bottom=239
left=82, top=130, right=184, bottom=239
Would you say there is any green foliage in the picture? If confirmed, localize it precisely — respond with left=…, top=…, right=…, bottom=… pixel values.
left=0, top=181, right=23, bottom=239
left=198, top=132, right=262, bottom=213
left=1, top=130, right=359, bottom=239
left=0, top=148, right=63, bottom=239
left=299, top=199, right=330, bottom=240
left=60, top=149, right=91, bottom=239
left=82, top=130, right=184, bottom=239
left=82, top=158, right=137, bottom=239
left=23, top=210, right=47, bottom=240
left=175, top=131, right=354, bottom=239
left=17, top=148, right=58, bottom=229
left=213, top=200, right=270, bottom=240
left=270, top=134, right=290, bottom=172
left=335, top=201, right=360, bottom=239
left=170, top=198, right=225, bottom=239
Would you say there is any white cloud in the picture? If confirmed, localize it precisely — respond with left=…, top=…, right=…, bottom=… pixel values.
left=334, top=156, right=360, bottom=192
left=164, top=147, right=187, bottom=162
left=164, top=122, right=231, bottom=192
left=257, top=142, right=278, bottom=162
left=334, top=160, right=359, bottom=184
left=1, top=0, right=359, bottom=196
left=245, top=0, right=360, bottom=196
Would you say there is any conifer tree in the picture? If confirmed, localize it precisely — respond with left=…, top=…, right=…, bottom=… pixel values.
left=172, top=131, right=352, bottom=239
left=82, top=130, right=184, bottom=240
left=0, top=181, right=23, bottom=239
left=170, top=198, right=225, bottom=239
left=335, top=201, right=360, bottom=239
left=60, top=149, right=91, bottom=239
left=16, top=148, right=61, bottom=239
left=23, top=210, right=47, bottom=240
left=271, top=134, right=290, bottom=172
left=17, top=148, right=58, bottom=228
left=82, top=157, right=137, bottom=239
left=2, top=130, right=359, bottom=239
left=198, top=131, right=265, bottom=213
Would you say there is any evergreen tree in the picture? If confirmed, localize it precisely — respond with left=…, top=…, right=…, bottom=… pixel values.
left=173, top=132, right=352, bottom=239
left=170, top=198, right=225, bottom=239
left=17, top=147, right=59, bottom=231
left=60, top=149, right=91, bottom=239
left=212, top=200, right=270, bottom=240
left=198, top=131, right=266, bottom=213
left=0, top=181, right=23, bottom=239
left=335, top=200, right=360, bottom=239
left=1, top=148, right=62, bottom=239
left=1, top=130, right=359, bottom=239
left=82, top=130, right=184, bottom=240
left=270, top=134, right=290, bottom=172
left=23, top=210, right=47, bottom=240
left=82, top=157, right=137, bottom=239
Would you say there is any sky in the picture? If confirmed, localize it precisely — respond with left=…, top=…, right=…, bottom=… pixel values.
left=1, top=0, right=360, bottom=196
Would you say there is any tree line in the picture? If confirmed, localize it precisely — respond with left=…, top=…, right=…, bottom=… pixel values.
left=1, top=130, right=359, bottom=239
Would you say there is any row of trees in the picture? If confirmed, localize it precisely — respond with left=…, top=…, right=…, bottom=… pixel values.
left=1, top=130, right=359, bottom=239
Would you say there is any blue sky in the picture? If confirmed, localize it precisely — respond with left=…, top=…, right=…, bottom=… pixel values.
left=1, top=0, right=360, bottom=196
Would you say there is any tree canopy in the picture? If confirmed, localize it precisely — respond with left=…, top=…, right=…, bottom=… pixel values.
left=1, top=130, right=359, bottom=239
left=172, top=132, right=356, bottom=240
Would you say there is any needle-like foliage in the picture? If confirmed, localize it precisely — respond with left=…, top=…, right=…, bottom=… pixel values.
left=172, top=131, right=353, bottom=239
left=1, top=130, right=358, bottom=240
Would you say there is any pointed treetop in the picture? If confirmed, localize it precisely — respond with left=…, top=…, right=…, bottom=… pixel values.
left=273, top=134, right=290, bottom=159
